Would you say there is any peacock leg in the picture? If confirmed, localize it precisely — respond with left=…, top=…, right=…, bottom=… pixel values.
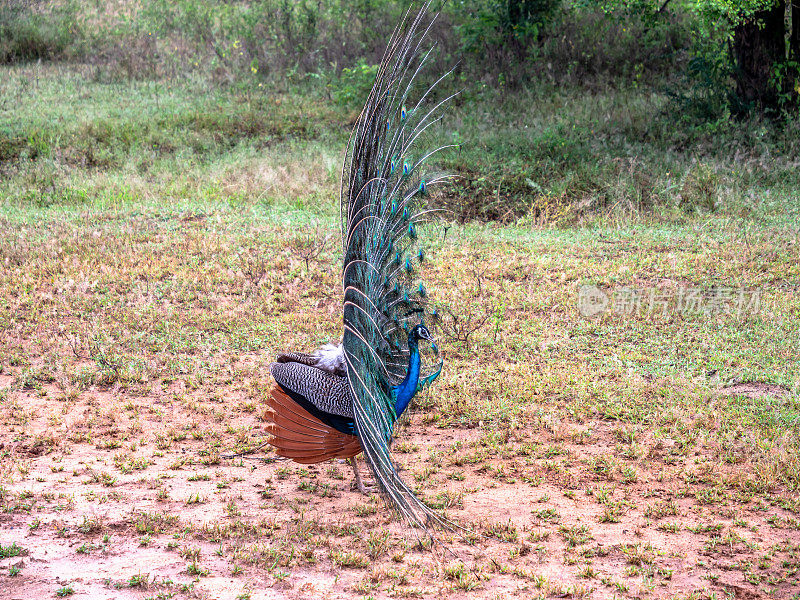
left=349, top=457, right=377, bottom=494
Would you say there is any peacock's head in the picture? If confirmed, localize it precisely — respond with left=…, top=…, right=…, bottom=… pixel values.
left=411, top=324, right=434, bottom=343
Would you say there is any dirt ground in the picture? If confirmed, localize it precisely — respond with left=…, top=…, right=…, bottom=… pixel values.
left=0, top=367, right=798, bottom=600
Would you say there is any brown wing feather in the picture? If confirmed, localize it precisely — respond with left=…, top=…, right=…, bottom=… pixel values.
left=269, top=447, right=347, bottom=463
left=263, top=384, right=362, bottom=464
left=264, top=418, right=328, bottom=442
left=266, top=389, right=332, bottom=433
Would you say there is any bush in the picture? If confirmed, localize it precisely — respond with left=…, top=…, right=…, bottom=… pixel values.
left=453, top=0, right=560, bottom=86
left=331, top=59, right=379, bottom=107
left=0, top=1, right=81, bottom=64
left=135, top=0, right=404, bottom=79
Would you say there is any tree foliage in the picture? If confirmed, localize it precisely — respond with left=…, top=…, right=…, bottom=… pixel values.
left=585, top=0, right=799, bottom=112
left=0, top=0, right=797, bottom=116
left=453, top=0, right=561, bottom=85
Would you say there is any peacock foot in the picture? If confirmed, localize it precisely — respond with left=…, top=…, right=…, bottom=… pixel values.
left=348, top=456, right=377, bottom=494
left=351, top=478, right=378, bottom=495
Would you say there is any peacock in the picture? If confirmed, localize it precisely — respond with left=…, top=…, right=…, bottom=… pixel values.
left=264, top=3, right=456, bottom=534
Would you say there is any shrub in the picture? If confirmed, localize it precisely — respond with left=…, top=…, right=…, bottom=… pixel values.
left=0, top=1, right=81, bottom=64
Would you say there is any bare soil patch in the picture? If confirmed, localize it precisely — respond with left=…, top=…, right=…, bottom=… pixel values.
left=1, top=368, right=798, bottom=599
left=720, top=382, right=791, bottom=399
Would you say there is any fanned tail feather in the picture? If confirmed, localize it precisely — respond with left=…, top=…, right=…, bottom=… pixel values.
left=340, top=2, right=456, bottom=536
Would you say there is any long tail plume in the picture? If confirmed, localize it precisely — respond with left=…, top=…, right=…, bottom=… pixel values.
left=340, top=2, right=457, bottom=536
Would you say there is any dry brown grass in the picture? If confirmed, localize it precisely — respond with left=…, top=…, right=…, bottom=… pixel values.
left=0, top=202, right=798, bottom=598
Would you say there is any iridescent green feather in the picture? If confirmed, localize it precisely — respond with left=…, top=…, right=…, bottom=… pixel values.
left=339, top=3, right=457, bottom=535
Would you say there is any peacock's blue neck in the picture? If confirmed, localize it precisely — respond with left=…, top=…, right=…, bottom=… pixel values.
left=393, top=335, right=421, bottom=417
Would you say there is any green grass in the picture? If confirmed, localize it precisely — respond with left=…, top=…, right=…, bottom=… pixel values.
left=3, top=59, right=800, bottom=226
left=0, top=64, right=346, bottom=213
left=0, top=542, right=26, bottom=558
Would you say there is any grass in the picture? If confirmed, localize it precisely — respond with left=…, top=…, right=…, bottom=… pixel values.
left=0, top=3, right=799, bottom=600
left=0, top=63, right=345, bottom=215
left=0, top=542, right=26, bottom=558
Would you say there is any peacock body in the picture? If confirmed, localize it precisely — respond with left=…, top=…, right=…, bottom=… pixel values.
left=265, top=3, right=454, bottom=533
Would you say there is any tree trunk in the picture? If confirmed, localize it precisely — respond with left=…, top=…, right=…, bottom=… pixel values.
left=789, top=0, right=800, bottom=106
left=791, top=0, right=800, bottom=63
left=732, top=0, right=786, bottom=109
